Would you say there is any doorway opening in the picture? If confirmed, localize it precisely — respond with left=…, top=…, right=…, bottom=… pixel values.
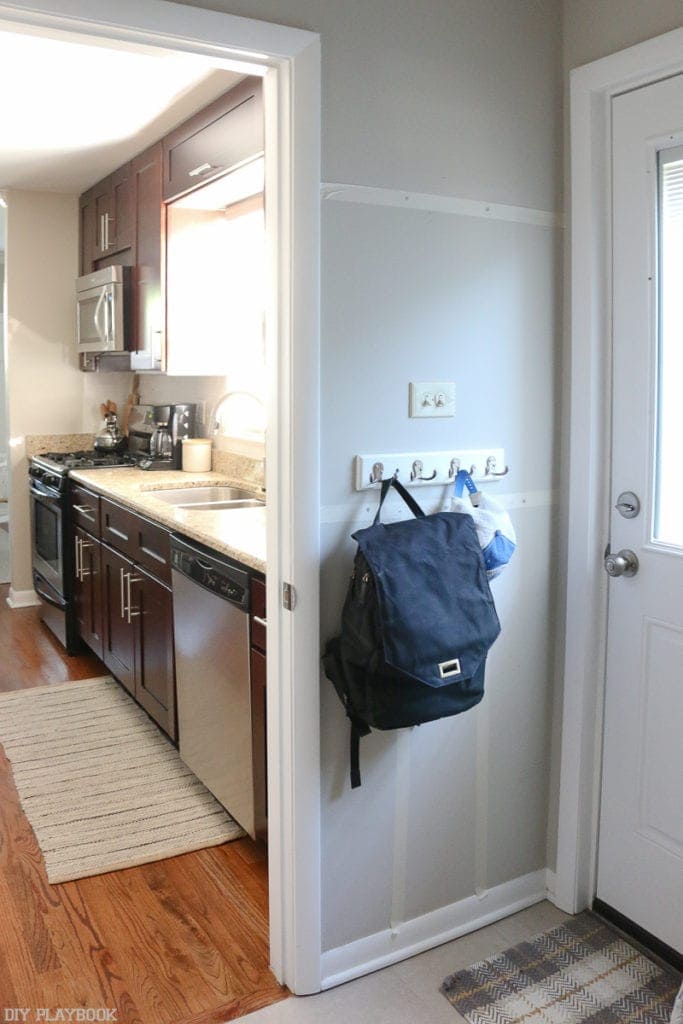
left=0, top=200, right=7, bottom=585
left=0, top=0, right=321, bottom=1015
left=557, top=26, right=683, bottom=951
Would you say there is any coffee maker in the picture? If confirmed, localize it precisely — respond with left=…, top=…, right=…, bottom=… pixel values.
left=168, top=403, right=197, bottom=469
left=128, top=403, right=197, bottom=470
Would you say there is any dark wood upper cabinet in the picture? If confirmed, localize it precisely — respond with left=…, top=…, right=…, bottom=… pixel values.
left=79, top=192, right=97, bottom=276
left=111, top=163, right=134, bottom=252
left=94, top=163, right=133, bottom=260
left=78, top=80, right=263, bottom=368
left=131, top=142, right=164, bottom=371
left=79, top=164, right=133, bottom=273
left=162, top=77, right=264, bottom=202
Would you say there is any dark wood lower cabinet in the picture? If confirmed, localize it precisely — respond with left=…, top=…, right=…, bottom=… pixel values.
left=250, top=575, right=267, bottom=844
left=250, top=647, right=267, bottom=844
left=101, top=544, right=136, bottom=697
left=73, top=526, right=103, bottom=659
left=132, top=566, right=176, bottom=741
left=100, top=543, right=176, bottom=741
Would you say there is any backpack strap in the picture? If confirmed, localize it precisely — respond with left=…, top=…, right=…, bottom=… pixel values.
left=352, top=716, right=368, bottom=786
left=373, top=477, right=426, bottom=525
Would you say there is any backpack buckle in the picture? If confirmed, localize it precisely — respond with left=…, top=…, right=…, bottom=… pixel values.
left=438, top=658, right=461, bottom=679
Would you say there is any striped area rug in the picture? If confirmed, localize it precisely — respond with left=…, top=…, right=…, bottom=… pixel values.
left=0, top=676, right=244, bottom=883
left=441, top=912, right=681, bottom=1024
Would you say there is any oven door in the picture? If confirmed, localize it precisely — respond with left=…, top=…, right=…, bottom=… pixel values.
left=30, top=483, right=64, bottom=596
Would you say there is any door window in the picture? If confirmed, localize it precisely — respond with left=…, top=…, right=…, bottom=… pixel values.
left=655, top=146, right=683, bottom=545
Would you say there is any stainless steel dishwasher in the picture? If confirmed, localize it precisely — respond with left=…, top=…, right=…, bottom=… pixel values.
left=170, top=535, right=255, bottom=838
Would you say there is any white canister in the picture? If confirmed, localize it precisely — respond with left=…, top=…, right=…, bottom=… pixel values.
left=181, top=438, right=212, bottom=473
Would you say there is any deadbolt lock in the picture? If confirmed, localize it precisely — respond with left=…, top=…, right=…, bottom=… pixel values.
left=615, top=491, right=640, bottom=519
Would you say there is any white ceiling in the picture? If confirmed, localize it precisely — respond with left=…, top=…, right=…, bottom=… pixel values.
left=0, top=25, right=246, bottom=193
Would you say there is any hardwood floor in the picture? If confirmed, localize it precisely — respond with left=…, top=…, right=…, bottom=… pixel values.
left=0, top=584, right=286, bottom=1022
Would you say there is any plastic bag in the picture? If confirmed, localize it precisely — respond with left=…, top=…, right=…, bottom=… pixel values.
left=450, top=470, right=516, bottom=579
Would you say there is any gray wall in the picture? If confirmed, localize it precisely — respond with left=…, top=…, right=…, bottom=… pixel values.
left=179, top=0, right=563, bottom=957
left=563, top=0, right=683, bottom=72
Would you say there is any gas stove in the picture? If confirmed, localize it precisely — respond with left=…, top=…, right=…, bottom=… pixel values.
left=29, top=447, right=141, bottom=653
left=32, top=449, right=139, bottom=474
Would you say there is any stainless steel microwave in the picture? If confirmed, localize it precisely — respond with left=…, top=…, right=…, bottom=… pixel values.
left=76, top=266, right=130, bottom=354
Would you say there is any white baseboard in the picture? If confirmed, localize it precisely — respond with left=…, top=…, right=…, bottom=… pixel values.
left=6, top=587, right=41, bottom=608
left=321, top=869, right=548, bottom=989
left=545, top=868, right=558, bottom=903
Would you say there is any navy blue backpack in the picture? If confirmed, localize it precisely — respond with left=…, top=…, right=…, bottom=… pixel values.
left=323, top=477, right=501, bottom=787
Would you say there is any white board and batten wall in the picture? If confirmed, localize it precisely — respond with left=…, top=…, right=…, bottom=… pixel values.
left=176, top=0, right=563, bottom=984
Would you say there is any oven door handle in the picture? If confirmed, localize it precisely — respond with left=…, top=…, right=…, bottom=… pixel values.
left=30, top=484, right=60, bottom=503
left=94, top=288, right=107, bottom=344
left=32, top=573, right=65, bottom=611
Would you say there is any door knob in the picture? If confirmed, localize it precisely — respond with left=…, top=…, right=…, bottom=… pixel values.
left=604, top=549, right=639, bottom=578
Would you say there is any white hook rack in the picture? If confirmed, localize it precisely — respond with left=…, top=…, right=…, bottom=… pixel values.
left=354, top=449, right=508, bottom=491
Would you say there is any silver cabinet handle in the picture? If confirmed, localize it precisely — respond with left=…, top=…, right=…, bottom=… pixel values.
left=253, top=615, right=267, bottom=629
left=73, top=504, right=94, bottom=516
left=120, top=566, right=126, bottom=619
left=125, top=573, right=143, bottom=624
left=79, top=538, right=92, bottom=577
left=188, top=161, right=218, bottom=178
left=75, top=536, right=81, bottom=582
left=100, top=212, right=113, bottom=251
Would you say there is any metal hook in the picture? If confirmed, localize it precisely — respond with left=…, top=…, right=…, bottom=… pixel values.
left=448, top=457, right=461, bottom=479
left=369, top=461, right=384, bottom=484
left=484, top=456, right=510, bottom=478
left=410, top=459, right=437, bottom=482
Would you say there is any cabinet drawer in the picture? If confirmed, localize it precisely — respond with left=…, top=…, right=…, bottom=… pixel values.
left=250, top=576, right=266, bottom=653
left=135, top=515, right=172, bottom=585
left=101, top=497, right=137, bottom=558
left=70, top=484, right=101, bottom=535
left=100, top=497, right=172, bottom=585
left=162, top=78, right=263, bottom=201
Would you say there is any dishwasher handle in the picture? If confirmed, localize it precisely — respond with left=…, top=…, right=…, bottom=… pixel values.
left=170, top=534, right=250, bottom=611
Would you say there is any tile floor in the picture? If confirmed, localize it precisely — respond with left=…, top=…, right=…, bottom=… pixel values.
left=233, top=900, right=570, bottom=1023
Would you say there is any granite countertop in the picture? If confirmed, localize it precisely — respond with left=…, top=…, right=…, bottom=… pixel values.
left=68, top=467, right=266, bottom=573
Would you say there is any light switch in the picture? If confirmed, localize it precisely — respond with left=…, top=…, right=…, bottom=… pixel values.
left=409, top=382, right=455, bottom=418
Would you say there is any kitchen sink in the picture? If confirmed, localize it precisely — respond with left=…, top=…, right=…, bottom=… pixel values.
left=150, top=486, right=264, bottom=510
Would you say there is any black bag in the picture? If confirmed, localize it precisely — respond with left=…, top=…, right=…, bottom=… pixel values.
left=323, top=477, right=501, bottom=787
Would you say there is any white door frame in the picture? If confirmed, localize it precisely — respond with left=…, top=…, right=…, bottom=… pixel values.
left=556, top=26, right=683, bottom=915
left=0, top=0, right=322, bottom=994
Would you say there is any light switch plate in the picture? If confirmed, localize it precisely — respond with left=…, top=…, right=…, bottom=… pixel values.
left=409, top=381, right=455, bottom=418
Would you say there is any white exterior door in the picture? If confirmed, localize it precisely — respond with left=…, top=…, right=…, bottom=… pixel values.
left=597, top=75, right=683, bottom=954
